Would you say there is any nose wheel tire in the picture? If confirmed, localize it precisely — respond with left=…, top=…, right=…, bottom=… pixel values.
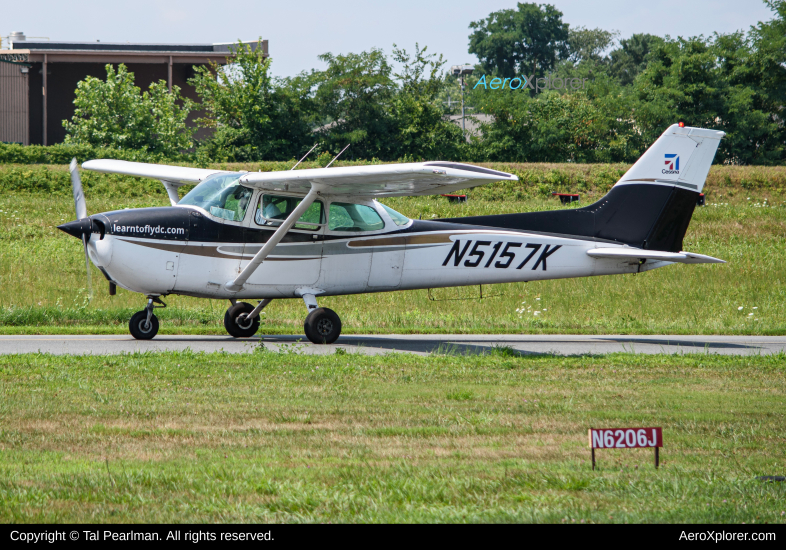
left=304, top=307, right=341, bottom=344
left=129, top=310, right=159, bottom=340
left=224, top=302, right=261, bottom=338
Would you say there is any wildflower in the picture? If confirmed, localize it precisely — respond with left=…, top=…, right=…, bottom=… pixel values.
left=534, top=311, right=540, bottom=316
left=753, top=307, right=758, bottom=310
left=738, top=306, right=744, bottom=310
left=748, top=313, right=754, bottom=316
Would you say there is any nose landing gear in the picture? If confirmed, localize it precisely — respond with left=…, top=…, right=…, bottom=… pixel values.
left=129, top=296, right=166, bottom=340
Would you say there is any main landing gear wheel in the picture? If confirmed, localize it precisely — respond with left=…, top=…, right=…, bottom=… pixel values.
left=224, top=302, right=260, bottom=338
left=304, top=307, right=341, bottom=344
left=129, top=310, right=159, bottom=340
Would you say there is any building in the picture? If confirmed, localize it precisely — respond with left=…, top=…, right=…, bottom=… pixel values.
left=0, top=32, right=267, bottom=145
left=447, top=113, right=494, bottom=139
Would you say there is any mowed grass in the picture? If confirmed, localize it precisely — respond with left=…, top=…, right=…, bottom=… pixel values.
left=0, top=351, right=784, bottom=523
left=0, top=189, right=783, bottom=336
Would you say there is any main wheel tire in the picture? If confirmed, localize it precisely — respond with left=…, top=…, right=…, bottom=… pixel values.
left=304, top=307, right=341, bottom=344
left=224, top=302, right=260, bottom=338
left=129, top=310, right=159, bottom=340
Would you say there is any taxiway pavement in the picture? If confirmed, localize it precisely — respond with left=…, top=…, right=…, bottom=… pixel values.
left=0, top=334, right=784, bottom=356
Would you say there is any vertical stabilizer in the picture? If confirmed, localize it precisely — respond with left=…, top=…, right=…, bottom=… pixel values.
left=617, top=124, right=725, bottom=193
left=441, top=124, right=726, bottom=253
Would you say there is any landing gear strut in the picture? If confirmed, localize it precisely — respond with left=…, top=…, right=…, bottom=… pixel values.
left=129, top=296, right=165, bottom=340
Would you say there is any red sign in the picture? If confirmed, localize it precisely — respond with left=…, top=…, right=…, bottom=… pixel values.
left=588, top=427, right=663, bottom=449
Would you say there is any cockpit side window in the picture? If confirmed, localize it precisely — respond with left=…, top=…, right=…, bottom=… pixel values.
left=328, top=202, right=385, bottom=232
left=255, top=194, right=325, bottom=230
left=178, top=174, right=253, bottom=222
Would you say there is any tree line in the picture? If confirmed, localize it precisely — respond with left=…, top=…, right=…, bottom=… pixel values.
left=61, top=1, right=785, bottom=165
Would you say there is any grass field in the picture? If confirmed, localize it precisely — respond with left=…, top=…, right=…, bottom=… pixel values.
left=0, top=161, right=784, bottom=335
left=0, top=350, right=784, bottom=523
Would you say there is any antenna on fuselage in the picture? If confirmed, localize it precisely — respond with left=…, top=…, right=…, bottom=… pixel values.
left=290, top=143, right=319, bottom=170
left=324, top=143, right=351, bottom=168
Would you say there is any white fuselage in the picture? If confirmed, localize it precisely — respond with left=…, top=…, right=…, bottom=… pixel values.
left=87, top=200, right=670, bottom=300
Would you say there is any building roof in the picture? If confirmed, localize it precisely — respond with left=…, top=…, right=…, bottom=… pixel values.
left=9, top=40, right=261, bottom=53
left=0, top=38, right=267, bottom=64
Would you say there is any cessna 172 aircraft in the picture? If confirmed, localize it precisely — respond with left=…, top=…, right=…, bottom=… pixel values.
left=58, top=123, right=725, bottom=343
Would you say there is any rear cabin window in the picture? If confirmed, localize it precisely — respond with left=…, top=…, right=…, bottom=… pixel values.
left=328, top=202, right=385, bottom=232
left=379, top=203, right=410, bottom=226
left=255, top=195, right=325, bottom=230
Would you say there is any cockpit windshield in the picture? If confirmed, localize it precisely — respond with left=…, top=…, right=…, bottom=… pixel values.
left=178, top=173, right=253, bottom=222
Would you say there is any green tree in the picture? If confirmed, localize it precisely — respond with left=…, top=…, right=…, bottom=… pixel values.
left=566, top=27, right=618, bottom=64
left=470, top=87, right=640, bottom=163
left=63, top=64, right=194, bottom=157
left=468, top=3, right=569, bottom=79
left=633, top=31, right=784, bottom=164
left=609, top=34, right=664, bottom=85
left=388, top=44, right=464, bottom=160
left=189, top=40, right=314, bottom=162
left=748, top=0, right=786, bottom=103
left=551, top=27, right=619, bottom=93
left=311, top=49, right=395, bottom=160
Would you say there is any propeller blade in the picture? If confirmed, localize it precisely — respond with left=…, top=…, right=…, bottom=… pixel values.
left=71, top=158, right=92, bottom=299
left=70, top=158, right=87, bottom=220
left=81, top=234, right=93, bottom=300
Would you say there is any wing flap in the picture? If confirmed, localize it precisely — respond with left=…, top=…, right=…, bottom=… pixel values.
left=587, top=248, right=725, bottom=264
left=82, top=159, right=227, bottom=185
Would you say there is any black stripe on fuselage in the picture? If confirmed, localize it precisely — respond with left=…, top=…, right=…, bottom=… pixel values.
left=94, top=183, right=697, bottom=252
left=436, top=183, right=699, bottom=252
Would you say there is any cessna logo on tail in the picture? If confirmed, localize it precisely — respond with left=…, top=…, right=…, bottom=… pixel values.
left=663, top=154, right=680, bottom=174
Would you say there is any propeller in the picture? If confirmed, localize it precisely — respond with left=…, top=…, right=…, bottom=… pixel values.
left=69, top=158, right=92, bottom=300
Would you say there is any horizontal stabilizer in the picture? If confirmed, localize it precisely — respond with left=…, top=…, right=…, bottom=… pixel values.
left=587, top=248, right=725, bottom=264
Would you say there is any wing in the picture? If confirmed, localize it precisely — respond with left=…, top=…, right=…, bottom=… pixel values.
left=587, top=248, right=725, bottom=264
left=238, top=161, right=517, bottom=197
left=81, top=159, right=230, bottom=185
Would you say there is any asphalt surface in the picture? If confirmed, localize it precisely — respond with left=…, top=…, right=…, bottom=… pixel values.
left=0, top=334, right=784, bottom=356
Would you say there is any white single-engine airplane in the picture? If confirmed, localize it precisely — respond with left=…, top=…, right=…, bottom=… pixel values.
left=59, top=124, right=725, bottom=342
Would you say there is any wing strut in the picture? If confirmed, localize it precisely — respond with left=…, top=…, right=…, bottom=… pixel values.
left=161, top=180, right=182, bottom=205
left=224, top=185, right=320, bottom=292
